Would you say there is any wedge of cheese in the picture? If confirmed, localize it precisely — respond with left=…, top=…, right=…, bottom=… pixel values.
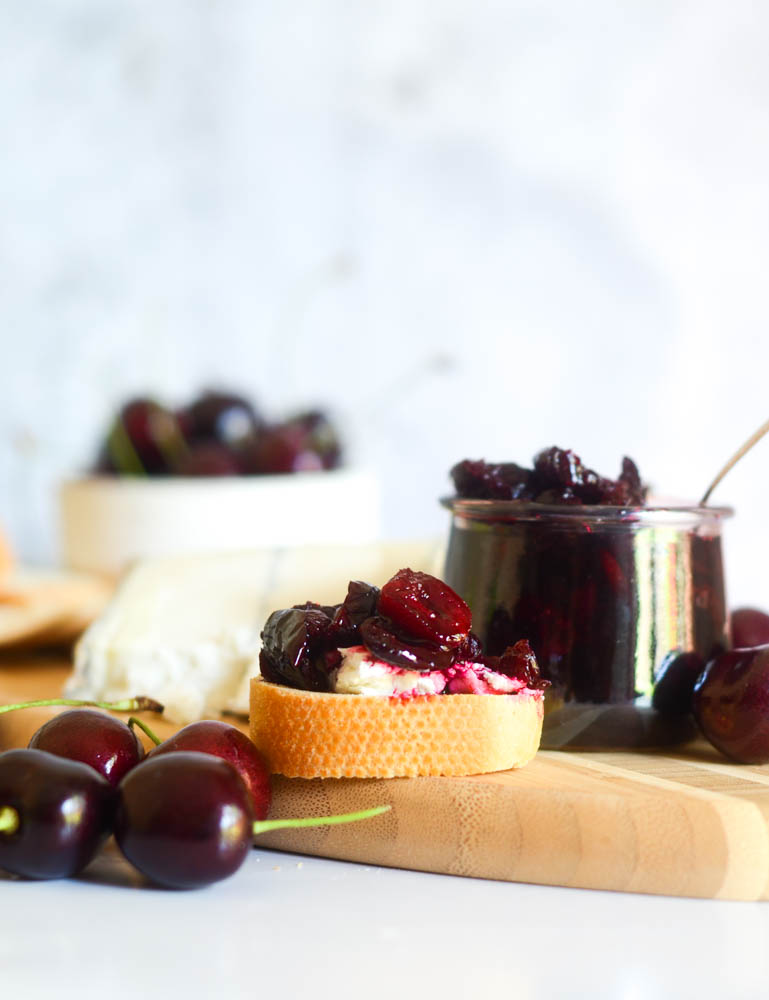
left=67, top=542, right=443, bottom=724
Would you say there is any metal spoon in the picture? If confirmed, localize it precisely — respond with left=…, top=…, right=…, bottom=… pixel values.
left=700, top=416, right=769, bottom=505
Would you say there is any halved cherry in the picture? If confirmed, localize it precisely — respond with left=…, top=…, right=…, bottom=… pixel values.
left=359, top=616, right=454, bottom=672
left=377, top=569, right=472, bottom=646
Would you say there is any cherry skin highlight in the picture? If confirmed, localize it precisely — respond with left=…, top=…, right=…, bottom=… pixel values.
left=28, top=709, right=144, bottom=787
left=0, top=749, right=115, bottom=879
left=147, top=721, right=272, bottom=820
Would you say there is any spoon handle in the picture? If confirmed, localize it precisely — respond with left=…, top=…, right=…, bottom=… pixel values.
left=700, top=416, right=769, bottom=505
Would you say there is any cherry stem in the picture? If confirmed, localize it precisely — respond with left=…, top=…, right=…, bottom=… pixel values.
left=108, top=416, right=146, bottom=476
left=0, top=696, right=164, bottom=716
left=252, top=804, right=390, bottom=837
left=700, top=415, right=769, bottom=506
left=0, top=806, right=19, bottom=836
left=128, top=716, right=163, bottom=746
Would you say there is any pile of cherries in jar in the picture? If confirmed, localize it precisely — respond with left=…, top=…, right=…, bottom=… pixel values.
left=0, top=709, right=382, bottom=888
left=93, top=390, right=343, bottom=477
left=451, top=447, right=647, bottom=506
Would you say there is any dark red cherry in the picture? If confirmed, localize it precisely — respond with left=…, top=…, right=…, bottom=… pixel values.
left=692, top=646, right=769, bottom=763
left=533, top=447, right=586, bottom=491
left=280, top=410, right=342, bottom=470
left=28, top=709, right=144, bottom=787
left=182, top=391, right=262, bottom=447
left=259, top=605, right=339, bottom=691
left=147, top=721, right=271, bottom=820
left=652, top=651, right=706, bottom=716
left=331, top=580, right=380, bottom=643
left=731, top=608, right=769, bottom=648
left=359, top=616, right=454, bottom=671
left=0, top=749, right=115, bottom=879
left=378, top=568, right=472, bottom=646
left=482, top=639, right=547, bottom=689
left=452, top=449, right=646, bottom=506
left=101, top=398, right=185, bottom=475
left=115, top=752, right=254, bottom=889
left=453, top=631, right=483, bottom=662
left=239, top=424, right=325, bottom=474
left=450, top=459, right=533, bottom=500
left=173, top=442, right=241, bottom=477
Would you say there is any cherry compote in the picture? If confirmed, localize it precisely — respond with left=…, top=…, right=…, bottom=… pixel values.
left=358, top=616, right=455, bottom=672
left=259, top=569, right=541, bottom=692
left=0, top=749, right=115, bottom=879
left=28, top=709, right=144, bottom=787
left=148, top=721, right=272, bottom=820
left=378, top=568, right=472, bottom=645
left=450, top=447, right=646, bottom=506
left=444, top=448, right=731, bottom=747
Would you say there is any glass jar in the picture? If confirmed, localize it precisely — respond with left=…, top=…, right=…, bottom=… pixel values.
left=441, top=499, right=733, bottom=749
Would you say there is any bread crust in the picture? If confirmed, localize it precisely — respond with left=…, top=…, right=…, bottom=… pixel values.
left=249, top=678, right=544, bottom=778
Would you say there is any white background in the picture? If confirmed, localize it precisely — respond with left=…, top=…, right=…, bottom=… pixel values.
left=2, top=1, right=769, bottom=607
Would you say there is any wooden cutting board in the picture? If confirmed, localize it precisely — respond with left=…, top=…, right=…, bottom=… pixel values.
left=2, top=657, right=769, bottom=901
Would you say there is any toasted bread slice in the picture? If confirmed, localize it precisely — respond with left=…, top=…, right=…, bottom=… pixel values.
left=250, top=678, right=544, bottom=778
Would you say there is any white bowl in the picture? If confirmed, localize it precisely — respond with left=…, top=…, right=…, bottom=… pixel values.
left=58, top=469, right=381, bottom=576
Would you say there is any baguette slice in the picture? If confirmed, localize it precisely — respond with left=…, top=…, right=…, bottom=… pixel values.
left=250, top=678, right=545, bottom=778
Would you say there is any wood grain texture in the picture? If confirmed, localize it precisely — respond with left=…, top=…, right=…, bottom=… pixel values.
left=3, top=659, right=769, bottom=900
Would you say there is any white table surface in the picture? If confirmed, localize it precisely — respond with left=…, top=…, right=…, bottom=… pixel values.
left=2, top=841, right=769, bottom=1000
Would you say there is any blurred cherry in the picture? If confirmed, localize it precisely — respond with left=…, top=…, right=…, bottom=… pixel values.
left=173, top=443, right=241, bottom=477
left=652, top=651, right=706, bottom=716
left=731, top=607, right=769, bottom=649
left=182, top=391, right=262, bottom=448
left=98, top=398, right=185, bottom=475
left=693, top=646, right=769, bottom=763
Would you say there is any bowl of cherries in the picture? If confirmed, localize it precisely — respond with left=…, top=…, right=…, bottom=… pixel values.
left=0, top=703, right=386, bottom=888
left=59, top=391, right=380, bottom=575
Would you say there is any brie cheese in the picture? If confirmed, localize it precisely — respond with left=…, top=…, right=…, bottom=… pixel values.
left=67, top=552, right=271, bottom=724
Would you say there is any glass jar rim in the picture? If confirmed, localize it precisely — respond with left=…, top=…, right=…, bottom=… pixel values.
left=440, top=495, right=734, bottom=526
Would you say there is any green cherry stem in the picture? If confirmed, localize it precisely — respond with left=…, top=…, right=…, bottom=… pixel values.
left=128, top=716, right=163, bottom=746
left=108, top=416, right=147, bottom=476
left=0, top=696, right=164, bottom=716
left=0, top=806, right=20, bottom=836
left=252, top=804, right=390, bottom=837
